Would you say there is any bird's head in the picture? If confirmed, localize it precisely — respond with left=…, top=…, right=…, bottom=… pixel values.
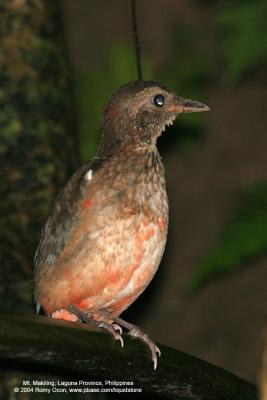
left=99, top=80, right=209, bottom=156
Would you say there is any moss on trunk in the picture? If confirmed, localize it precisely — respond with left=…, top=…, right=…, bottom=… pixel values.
left=0, top=0, right=78, bottom=313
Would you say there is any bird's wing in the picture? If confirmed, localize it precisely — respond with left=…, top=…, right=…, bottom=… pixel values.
left=34, top=157, right=105, bottom=270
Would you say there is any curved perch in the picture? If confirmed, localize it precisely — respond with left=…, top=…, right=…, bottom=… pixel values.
left=0, top=314, right=256, bottom=399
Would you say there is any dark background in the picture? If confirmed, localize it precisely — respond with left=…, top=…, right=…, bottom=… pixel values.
left=1, top=0, right=266, bottom=390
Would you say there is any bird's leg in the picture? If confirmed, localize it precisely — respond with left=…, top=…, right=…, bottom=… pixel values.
left=66, top=304, right=124, bottom=347
left=99, top=310, right=160, bottom=370
left=117, top=317, right=161, bottom=370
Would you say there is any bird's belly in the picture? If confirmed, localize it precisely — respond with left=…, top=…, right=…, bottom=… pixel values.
left=71, top=215, right=167, bottom=317
left=38, top=208, right=168, bottom=317
left=102, top=216, right=167, bottom=315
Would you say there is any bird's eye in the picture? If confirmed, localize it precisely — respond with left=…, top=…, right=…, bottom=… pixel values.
left=153, top=94, right=165, bottom=107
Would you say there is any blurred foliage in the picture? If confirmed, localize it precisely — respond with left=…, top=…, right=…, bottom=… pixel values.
left=162, top=25, right=212, bottom=103
left=186, top=0, right=267, bottom=291
left=74, top=43, right=151, bottom=162
left=159, top=24, right=212, bottom=150
left=218, top=0, right=267, bottom=84
left=187, top=182, right=267, bottom=293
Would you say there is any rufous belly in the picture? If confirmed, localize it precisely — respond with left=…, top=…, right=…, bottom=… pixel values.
left=42, top=215, right=167, bottom=322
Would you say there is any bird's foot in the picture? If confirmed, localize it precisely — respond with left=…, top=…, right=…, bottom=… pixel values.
left=98, top=321, right=124, bottom=348
left=112, top=316, right=161, bottom=370
left=128, top=326, right=161, bottom=370
left=66, top=306, right=159, bottom=368
left=66, top=304, right=124, bottom=347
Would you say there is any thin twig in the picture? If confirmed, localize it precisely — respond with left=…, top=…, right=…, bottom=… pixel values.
left=131, top=0, right=143, bottom=81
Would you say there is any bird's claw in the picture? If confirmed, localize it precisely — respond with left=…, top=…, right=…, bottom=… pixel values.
left=128, top=327, right=161, bottom=370
left=112, top=323, right=123, bottom=335
left=99, top=321, right=124, bottom=348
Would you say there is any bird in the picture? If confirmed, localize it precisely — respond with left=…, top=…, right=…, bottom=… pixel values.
left=33, top=80, right=209, bottom=369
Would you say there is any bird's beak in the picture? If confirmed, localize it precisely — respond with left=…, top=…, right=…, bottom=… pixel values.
left=167, top=95, right=210, bottom=114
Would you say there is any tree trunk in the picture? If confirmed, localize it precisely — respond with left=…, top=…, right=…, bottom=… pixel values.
left=0, top=0, right=78, bottom=314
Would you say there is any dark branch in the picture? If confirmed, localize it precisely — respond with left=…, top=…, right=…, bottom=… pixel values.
left=0, top=314, right=256, bottom=399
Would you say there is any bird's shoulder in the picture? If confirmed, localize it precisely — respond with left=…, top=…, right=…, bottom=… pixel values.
left=55, top=157, right=104, bottom=209
left=34, top=157, right=106, bottom=268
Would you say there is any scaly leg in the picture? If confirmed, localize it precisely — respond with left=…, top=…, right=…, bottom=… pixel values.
left=99, top=310, right=160, bottom=370
left=66, top=304, right=124, bottom=347
left=116, top=316, right=161, bottom=370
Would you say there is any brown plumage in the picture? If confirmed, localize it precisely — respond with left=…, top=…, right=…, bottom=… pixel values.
left=33, top=80, right=209, bottom=369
